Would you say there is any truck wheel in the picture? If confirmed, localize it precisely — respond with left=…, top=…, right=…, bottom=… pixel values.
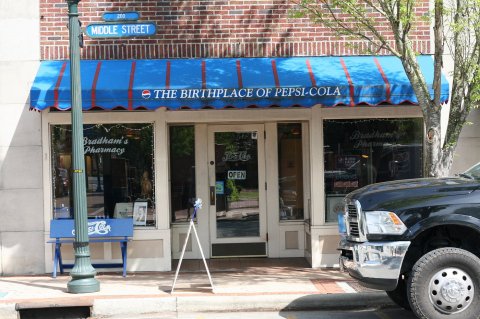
left=386, top=276, right=411, bottom=310
left=407, top=247, right=480, bottom=319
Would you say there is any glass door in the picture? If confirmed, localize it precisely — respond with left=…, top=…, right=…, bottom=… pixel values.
left=208, top=125, right=267, bottom=257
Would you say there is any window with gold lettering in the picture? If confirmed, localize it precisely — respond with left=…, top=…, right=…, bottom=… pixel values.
left=50, top=123, right=155, bottom=227
left=323, top=118, right=423, bottom=222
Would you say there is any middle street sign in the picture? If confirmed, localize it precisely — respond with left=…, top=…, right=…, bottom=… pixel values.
left=85, top=22, right=156, bottom=38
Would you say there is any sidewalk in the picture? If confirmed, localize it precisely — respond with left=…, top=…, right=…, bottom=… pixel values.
left=0, top=258, right=394, bottom=318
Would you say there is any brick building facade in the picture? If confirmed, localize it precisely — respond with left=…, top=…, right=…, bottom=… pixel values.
left=40, top=0, right=431, bottom=60
left=3, top=0, right=477, bottom=276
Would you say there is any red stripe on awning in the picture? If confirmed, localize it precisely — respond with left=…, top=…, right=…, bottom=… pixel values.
left=128, top=61, right=136, bottom=110
left=202, top=61, right=206, bottom=89
left=271, top=60, right=280, bottom=87
left=91, top=61, right=102, bottom=108
left=306, top=59, right=317, bottom=87
left=340, top=58, right=355, bottom=107
left=165, top=61, right=171, bottom=89
left=54, top=61, right=67, bottom=109
left=236, top=60, right=243, bottom=88
left=374, top=57, right=391, bottom=102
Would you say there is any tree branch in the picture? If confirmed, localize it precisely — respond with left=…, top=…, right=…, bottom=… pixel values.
left=432, top=0, right=445, bottom=109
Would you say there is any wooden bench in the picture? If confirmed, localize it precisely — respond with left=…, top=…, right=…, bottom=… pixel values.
left=48, top=218, right=133, bottom=278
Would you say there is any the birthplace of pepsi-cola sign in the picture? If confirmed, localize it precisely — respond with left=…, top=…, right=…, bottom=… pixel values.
left=141, top=86, right=342, bottom=101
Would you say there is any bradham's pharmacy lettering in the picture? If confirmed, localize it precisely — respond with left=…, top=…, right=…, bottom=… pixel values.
left=142, top=86, right=343, bottom=100
left=83, top=136, right=128, bottom=156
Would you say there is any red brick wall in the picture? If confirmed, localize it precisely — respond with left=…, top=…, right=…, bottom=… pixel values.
left=40, top=0, right=432, bottom=60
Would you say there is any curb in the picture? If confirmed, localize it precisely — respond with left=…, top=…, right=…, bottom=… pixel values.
left=93, top=297, right=176, bottom=317
left=92, top=291, right=393, bottom=317
left=2, top=291, right=394, bottom=318
left=279, top=292, right=394, bottom=311
left=0, top=303, right=16, bottom=319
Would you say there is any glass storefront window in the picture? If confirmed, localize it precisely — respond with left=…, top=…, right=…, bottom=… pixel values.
left=51, top=123, right=155, bottom=226
left=323, top=118, right=423, bottom=222
left=278, top=123, right=304, bottom=220
left=169, top=125, right=196, bottom=223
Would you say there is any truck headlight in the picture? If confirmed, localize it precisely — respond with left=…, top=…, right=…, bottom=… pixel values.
left=364, top=211, right=407, bottom=235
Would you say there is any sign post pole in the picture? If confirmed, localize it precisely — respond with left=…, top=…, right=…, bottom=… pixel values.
left=66, top=0, right=100, bottom=294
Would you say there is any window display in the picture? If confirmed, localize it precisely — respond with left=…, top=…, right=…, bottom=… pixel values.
left=51, top=123, right=155, bottom=227
left=323, top=118, right=423, bottom=222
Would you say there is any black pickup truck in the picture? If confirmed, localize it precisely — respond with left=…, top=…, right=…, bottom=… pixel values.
left=338, top=162, right=480, bottom=319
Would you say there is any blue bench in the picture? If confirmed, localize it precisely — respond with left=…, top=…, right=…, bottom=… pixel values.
left=48, top=218, right=133, bottom=278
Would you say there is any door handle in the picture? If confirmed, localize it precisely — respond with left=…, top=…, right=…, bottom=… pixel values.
left=210, top=186, right=216, bottom=205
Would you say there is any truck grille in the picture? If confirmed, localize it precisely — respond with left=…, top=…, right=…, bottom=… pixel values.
left=346, top=204, right=359, bottom=235
left=345, top=199, right=365, bottom=241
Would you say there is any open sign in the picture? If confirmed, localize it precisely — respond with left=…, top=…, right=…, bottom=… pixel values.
left=227, top=170, right=246, bottom=180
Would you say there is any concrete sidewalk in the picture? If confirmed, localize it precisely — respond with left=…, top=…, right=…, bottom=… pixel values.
left=0, top=258, right=394, bottom=318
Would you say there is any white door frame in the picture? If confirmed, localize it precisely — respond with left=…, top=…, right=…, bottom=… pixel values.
left=207, top=124, right=267, bottom=246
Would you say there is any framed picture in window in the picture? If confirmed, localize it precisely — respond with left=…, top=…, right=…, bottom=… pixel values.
left=114, top=202, right=133, bottom=218
left=133, top=201, right=148, bottom=226
left=326, top=195, right=345, bottom=223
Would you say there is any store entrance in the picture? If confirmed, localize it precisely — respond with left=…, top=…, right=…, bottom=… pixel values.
left=208, top=125, right=267, bottom=257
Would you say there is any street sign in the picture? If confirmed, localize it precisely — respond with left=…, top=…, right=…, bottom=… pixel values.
left=85, top=22, right=156, bottom=38
left=102, top=11, right=140, bottom=22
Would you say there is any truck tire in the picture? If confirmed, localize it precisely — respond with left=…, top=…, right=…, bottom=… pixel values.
left=407, top=247, right=480, bottom=319
left=386, top=276, right=411, bottom=310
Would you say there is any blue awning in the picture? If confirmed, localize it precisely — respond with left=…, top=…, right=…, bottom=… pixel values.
left=30, top=56, right=449, bottom=111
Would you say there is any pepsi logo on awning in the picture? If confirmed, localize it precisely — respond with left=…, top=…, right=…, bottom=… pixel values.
left=142, top=90, right=151, bottom=99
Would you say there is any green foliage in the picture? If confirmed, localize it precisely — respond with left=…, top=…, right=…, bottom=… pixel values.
left=471, top=65, right=480, bottom=107
left=291, top=0, right=480, bottom=176
left=226, top=179, right=240, bottom=201
left=291, top=0, right=419, bottom=56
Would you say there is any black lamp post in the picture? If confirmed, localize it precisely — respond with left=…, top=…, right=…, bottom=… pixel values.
left=66, top=0, right=100, bottom=294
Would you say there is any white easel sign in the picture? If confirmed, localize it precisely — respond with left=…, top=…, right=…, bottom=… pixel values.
left=171, top=198, right=214, bottom=293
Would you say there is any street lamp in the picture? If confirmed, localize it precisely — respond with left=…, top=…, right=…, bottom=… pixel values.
left=66, top=0, right=100, bottom=294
